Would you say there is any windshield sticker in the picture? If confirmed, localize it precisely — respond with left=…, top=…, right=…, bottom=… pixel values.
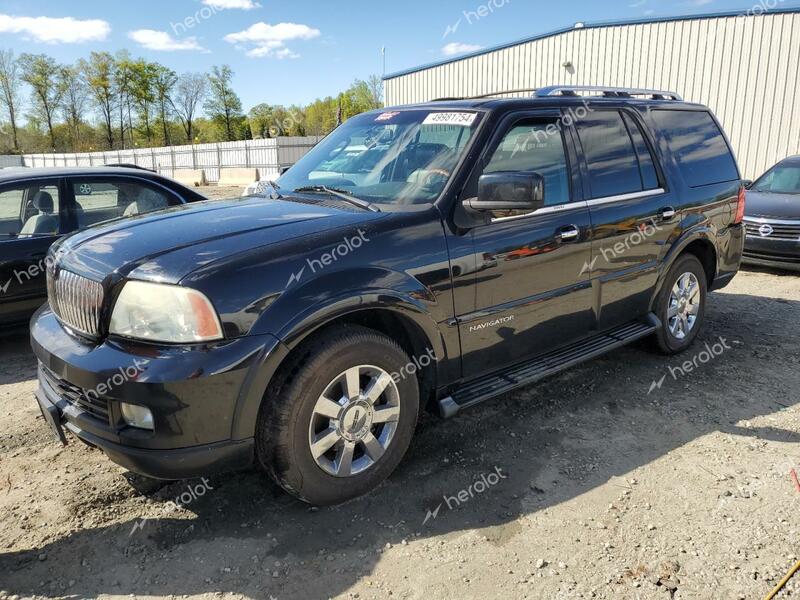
left=423, top=112, right=478, bottom=127
left=375, top=111, right=401, bottom=122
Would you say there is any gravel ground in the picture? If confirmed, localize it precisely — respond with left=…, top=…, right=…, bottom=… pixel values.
left=0, top=267, right=798, bottom=600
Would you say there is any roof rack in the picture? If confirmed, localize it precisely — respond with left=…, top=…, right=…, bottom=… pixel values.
left=534, top=85, right=682, bottom=100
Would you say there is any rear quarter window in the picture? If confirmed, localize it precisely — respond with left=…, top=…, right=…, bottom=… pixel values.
left=652, top=110, right=739, bottom=188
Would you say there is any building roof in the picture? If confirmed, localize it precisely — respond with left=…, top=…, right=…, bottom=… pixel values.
left=383, top=6, right=800, bottom=80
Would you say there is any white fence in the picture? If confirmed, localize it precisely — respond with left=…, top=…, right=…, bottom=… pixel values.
left=16, top=136, right=322, bottom=183
left=0, top=155, right=23, bottom=168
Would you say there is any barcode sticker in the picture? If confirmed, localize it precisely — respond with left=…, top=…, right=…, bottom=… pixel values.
left=423, top=112, right=478, bottom=127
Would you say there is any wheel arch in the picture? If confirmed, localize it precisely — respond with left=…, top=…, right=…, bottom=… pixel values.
left=231, top=294, right=447, bottom=440
left=651, top=228, right=718, bottom=310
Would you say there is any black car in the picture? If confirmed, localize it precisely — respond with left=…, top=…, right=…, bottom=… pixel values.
left=31, top=87, right=745, bottom=505
left=742, top=156, right=800, bottom=271
left=0, top=167, right=206, bottom=326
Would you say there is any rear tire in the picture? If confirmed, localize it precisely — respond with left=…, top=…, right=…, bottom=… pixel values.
left=256, top=325, right=419, bottom=505
left=652, top=254, right=708, bottom=355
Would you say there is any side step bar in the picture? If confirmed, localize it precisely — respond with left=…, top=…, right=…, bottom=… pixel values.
left=438, top=315, right=660, bottom=418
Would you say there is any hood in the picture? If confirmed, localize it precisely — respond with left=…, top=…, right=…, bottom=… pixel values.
left=54, top=196, right=383, bottom=283
left=745, top=190, right=800, bottom=219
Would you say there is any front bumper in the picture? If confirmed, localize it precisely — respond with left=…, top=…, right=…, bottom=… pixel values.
left=743, top=236, right=800, bottom=272
left=31, top=305, right=282, bottom=479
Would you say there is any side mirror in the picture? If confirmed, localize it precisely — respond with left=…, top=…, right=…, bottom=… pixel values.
left=465, top=172, right=545, bottom=213
left=741, top=179, right=753, bottom=190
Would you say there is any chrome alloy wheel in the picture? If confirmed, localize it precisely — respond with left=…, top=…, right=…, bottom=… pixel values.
left=308, top=365, right=401, bottom=477
left=668, top=272, right=701, bottom=340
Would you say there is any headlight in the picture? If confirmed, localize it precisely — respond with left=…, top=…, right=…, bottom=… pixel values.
left=109, top=281, right=223, bottom=343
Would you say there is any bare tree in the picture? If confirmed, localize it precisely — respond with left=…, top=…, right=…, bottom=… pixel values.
left=19, top=53, right=67, bottom=150
left=173, top=72, right=207, bottom=143
left=0, top=50, right=22, bottom=152
left=60, top=66, right=89, bottom=150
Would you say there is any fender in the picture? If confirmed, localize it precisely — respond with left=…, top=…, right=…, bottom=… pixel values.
left=649, top=224, right=718, bottom=309
left=229, top=267, right=453, bottom=441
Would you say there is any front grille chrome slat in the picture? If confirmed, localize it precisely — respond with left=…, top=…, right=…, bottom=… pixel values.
left=744, top=218, right=800, bottom=241
left=46, top=269, right=104, bottom=338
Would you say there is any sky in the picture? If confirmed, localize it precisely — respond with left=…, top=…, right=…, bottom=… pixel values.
left=0, top=0, right=798, bottom=111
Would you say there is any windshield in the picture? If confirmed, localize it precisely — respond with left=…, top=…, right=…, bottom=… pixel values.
left=751, top=163, right=800, bottom=194
left=277, top=109, right=482, bottom=206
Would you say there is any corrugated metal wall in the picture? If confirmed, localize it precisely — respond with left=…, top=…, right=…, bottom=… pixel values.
left=385, top=12, right=800, bottom=179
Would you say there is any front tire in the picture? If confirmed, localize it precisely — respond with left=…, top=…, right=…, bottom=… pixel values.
left=256, top=325, right=420, bottom=505
left=652, top=254, right=708, bottom=354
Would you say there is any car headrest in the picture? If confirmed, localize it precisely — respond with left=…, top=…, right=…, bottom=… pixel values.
left=33, top=191, right=54, bottom=213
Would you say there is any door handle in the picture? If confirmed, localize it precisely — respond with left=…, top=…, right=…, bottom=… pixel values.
left=557, top=225, right=580, bottom=242
left=659, top=206, right=676, bottom=221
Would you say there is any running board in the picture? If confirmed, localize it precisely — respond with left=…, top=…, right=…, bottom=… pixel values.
left=438, top=315, right=660, bottom=418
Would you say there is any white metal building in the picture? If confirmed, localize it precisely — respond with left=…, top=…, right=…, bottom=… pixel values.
left=383, top=8, right=800, bottom=179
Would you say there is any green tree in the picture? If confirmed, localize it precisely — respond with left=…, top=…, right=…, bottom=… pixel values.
left=205, top=65, right=244, bottom=141
left=130, top=60, right=158, bottom=145
left=153, top=65, right=177, bottom=146
left=19, top=53, right=67, bottom=150
left=80, top=52, right=115, bottom=150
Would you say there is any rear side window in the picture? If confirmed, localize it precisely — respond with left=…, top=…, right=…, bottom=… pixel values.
left=575, top=110, right=652, bottom=199
left=652, top=110, right=739, bottom=188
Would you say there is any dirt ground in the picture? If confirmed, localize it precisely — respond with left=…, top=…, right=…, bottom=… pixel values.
left=1, top=265, right=799, bottom=600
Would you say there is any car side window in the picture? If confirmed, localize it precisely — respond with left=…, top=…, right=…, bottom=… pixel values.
left=651, top=110, right=739, bottom=188
left=575, top=110, right=647, bottom=199
left=0, top=182, right=62, bottom=238
left=0, top=188, right=25, bottom=237
left=482, top=120, right=571, bottom=212
left=71, top=179, right=174, bottom=229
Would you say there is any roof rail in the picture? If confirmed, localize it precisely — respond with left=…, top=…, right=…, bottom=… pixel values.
left=534, top=85, right=682, bottom=101
left=432, top=88, right=539, bottom=101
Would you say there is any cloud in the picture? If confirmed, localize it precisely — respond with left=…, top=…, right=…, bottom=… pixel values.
left=0, top=13, right=110, bottom=44
left=202, top=0, right=261, bottom=9
left=224, top=22, right=320, bottom=59
left=441, top=42, right=482, bottom=57
left=129, top=29, right=207, bottom=52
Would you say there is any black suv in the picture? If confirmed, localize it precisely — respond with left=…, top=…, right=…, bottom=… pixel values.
left=31, top=87, right=745, bottom=505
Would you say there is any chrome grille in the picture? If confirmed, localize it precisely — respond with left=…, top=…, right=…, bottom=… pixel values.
left=47, top=269, right=104, bottom=337
left=744, top=218, right=800, bottom=241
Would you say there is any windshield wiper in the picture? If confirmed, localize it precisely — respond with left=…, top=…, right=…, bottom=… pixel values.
left=293, top=185, right=380, bottom=212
